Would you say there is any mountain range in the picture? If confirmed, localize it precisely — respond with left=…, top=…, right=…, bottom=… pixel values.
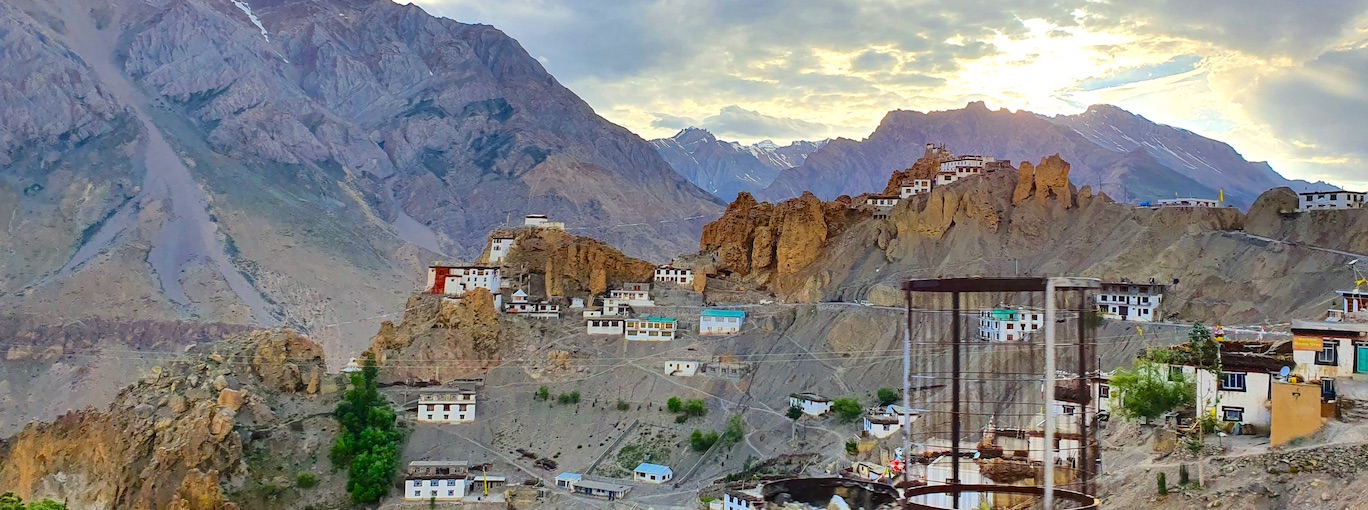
left=650, top=127, right=825, bottom=200
left=0, top=0, right=719, bottom=347
left=750, top=102, right=1317, bottom=208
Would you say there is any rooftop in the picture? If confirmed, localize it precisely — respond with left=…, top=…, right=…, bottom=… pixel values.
left=418, top=387, right=477, bottom=394
left=1292, top=320, right=1368, bottom=334
left=634, top=463, right=672, bottom=475
left=791, top=392, right=830, bottom=402
left=701, top=309, right=746, bottom=318
left=574, top=479, right=631, bottom=493
left=555, top=472, right=583, bottom=481
left=641, top=316, right=676, bottom=323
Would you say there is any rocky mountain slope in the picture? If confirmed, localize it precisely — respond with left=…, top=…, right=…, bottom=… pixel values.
left=0, top=330, right=344, bottom=510
left=652, top=127, right=824, bottom=200
left=710, top=152, right=1366, bottom=326
left=494, top=227, right=657, bottom=298
left=759, top=102, right=1302, bottom=209
left=0, top=0, right=719, bottom=358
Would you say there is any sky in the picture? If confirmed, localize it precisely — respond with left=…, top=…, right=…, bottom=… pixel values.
left=404, top=0, right=1368, bottom=189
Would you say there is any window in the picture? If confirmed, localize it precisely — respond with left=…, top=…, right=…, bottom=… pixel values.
left=448, top=480, right=457, bottom=486
left=414, top=491, right=421, bottom=497
left=442, top=414, right=449, bottom=420
left=413, top=480, right=422, bottom=487
left=1062, top=405, right=1076, bottom=415
left=1221, top=406, right=1244, bottom=422
left=459, top=404, right=467, bottom=411
left=443, top=404, right=451, bottom=411
left=1322, top=379, right=1337, bottom=400
left=430, top=480, right=439, bottom=487
left=1007, top=323, right=1015, bottom=330
left=1098, top=384, right=1110, bottom=398
left=1220, top=372, right=1247, bottom=391
left=1317, top=340, right=1338, bottom=366
left=447, top=490, right=455, bottom=496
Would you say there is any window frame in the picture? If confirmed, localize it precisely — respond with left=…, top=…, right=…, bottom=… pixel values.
left=1316, top=339, right=1338, bottom=366
left=1220, top=406, right=1245, bottom=422
left=1219, top=372, right=1247, bottom=392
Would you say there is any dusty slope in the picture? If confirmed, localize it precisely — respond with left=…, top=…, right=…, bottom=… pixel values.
left=0, top=0, right=719, bottom=364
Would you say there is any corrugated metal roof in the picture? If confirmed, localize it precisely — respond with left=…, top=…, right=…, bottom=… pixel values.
left=634, top=463, right=672, bottom=476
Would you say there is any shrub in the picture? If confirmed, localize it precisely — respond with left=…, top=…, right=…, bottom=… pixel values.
left=690, top=430, right=720, bottom=452
left=845, top=441, right=859, bottom=455
left=296, top=472, right=318, bottom=489
left=831, top=398, right=863, bottom=422
left=1110, top=359, right=1195, bottom=423
left=721, top=415, right=746, bottom=446
left=557, top=392, right=581, bottom=405
left=1178, top=464, right=1190, bottom=486
left=1157, top=472, right=1167, bottom=495
left=683, top=399, right=707, bottom=417
left=786, top=406, right=803, bottom=420
left=675, top=414, right=689, bottom=424
left=535, top=386, right=550, bottom=401
left=616, top=400, right=631, bottom=411
left=667, top=397, right=683, bottom=413
left=876, top=388, right=899, bottom=406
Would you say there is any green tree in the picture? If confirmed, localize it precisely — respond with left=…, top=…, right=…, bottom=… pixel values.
left=1188, top=323, right=1221, bottom=370
left=831, top=397, right=863, bottom=422
left=690, top=429, right=720, bottom=451
left=876, top=388, right=899, bottom=406
left=332, top=353, right=406, bottom=503
left=1110, top=359, right=1195, bottom=423
left=296, top=472, right=318, bottom=488
left=0, top=494, right=68, bottom=510
left=786, top=406, right=803, bottom=420
left=666, top=396, right=683, bottom=413
left=683, top=399, right=707, bottom=417
left=721, top=415, right=746, bottom=445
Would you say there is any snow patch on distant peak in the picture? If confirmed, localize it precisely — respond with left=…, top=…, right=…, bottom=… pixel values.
left=231, top=0, right=270, bottom=42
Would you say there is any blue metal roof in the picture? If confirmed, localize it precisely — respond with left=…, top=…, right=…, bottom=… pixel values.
left=634, top=463, right=672, bottom=475
left=701, top=309, right=746, bottom=318
left=643, top=316, right=676, bottom=323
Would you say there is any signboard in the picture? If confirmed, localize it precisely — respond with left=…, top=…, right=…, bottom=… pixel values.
left=1293, top=335, right=1323, bottom=351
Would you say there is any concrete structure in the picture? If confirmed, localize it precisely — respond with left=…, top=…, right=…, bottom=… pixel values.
left=504, top=290, right=561, bottom=318
left=1152, top=197, right=1222, bottom=208
left=560, top=475, right=630, bottom=500
left=1270, top=381, right=1327, bottom=447
left=788, top=393, right=832, bottom=416
left=977, top=307, right=1043, bottom=342
left=654, top=265, right=694, bottom=286
left=1095, top=280, right=1165, bottom=321
left=583, top=298, right=627, bottom=318
left=1290, top=321, right=1368, bottom=384
left=624, top=317, right=676, bottom=341
left=699, top=309, right=746, bottom=335
left=405, top=461, right=469, bottom=501
left=865, top=195, right=899, bottom=208
left=586, top=318, right=625, bottom=336
left=554, top=473, right=581, bottom=490
left=917, top=456, right=991, bottom=509
left=1330, top=289, right=1368, bottom=321
left=1167, top=349, right=1293, bottom=432
left=488, top=235, right=516, bottom=264
left=570, top=297, right=585, bottom=308
left=664, top=360, right=699, bottom=376
left=723, top=488, right=764, bottom=510
left=900, top=179, right=933, bottom=198
left=417, top=387, right=477, bottom=424
left=611, top=284, right=654, bottom=307
left=523, top=214, right=566, bottom=230
left=863, top=413, right=900, bottom=439
left=633, top=463, right=673, bottom=484
left=1299, top=190, right=1366, bottom=211
left=426, top=265, right=503, bottom=296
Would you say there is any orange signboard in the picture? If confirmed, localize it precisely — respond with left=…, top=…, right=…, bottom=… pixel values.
left=1293, top=335, right=1323, bottom=351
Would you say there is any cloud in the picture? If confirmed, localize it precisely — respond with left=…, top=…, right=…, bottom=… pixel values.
left=406, top=0, right=1368, bottom=188
left=701, top=106, right=836, bottom=140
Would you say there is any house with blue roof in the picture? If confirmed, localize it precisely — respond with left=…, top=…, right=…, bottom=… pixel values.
left=699, top=309, right=745, bottom=335
left=632, top=462, right=673, bottom=484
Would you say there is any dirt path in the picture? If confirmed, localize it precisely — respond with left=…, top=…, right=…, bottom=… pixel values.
left=48, top=0, right=278, bottom=325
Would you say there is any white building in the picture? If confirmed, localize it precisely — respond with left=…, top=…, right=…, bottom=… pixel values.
left=863, top=404, right=922, bottom=438
left=665, top=360, right=699, bottom=376
left=1290, top=321, right=1368, bottom=385
left=522, top=214, right=565, bottom=230
left=633, top=463, right=673, bottom=484
left=1299, top=190, right=1366, bottom=211
left=583, top=298, right=627, bottom=318
left=699, top=309, right=745, bottom=335
left=417, top=387, right=477, bottom=424
left=504, top=290, right=561, bottom=318
left=865, top=195, right=900, bottom=208
left=554, top=472, right=582, bottom=490
left=900, top=179, right=933, bottom=198
left=788, top=393, right=832, bottom=416
left=611, top=283, right=655, bottom=307
left=1095, top=281, right=1165, bottom=322
left=586, top=318, right=625, bottom=336
left=1332, top=289, right=1368, bottom=321
left=625, top=317, right=677, bottom=341
left=914, top=456, right=991, bottom=510
left=723, top=488, right=764, bottom=510
left=488, top=235, right=516, bottom=264
left=426, top=265, right=503, bottom=296
left=977, top=307, right=1043, bottom=342
left=1164, top=349, right=1292, bottom=431
left=1152, top=198, right=1221, bottom=208
left=404, top=461, right=469, bottom=501
left=654, top=265, right=694, bottom=286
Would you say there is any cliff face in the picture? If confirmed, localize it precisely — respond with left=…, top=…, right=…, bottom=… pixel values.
left=1012, top=155, right=1074, bottom=207
left=1245, top=187, right=1368, bottom=256
left=367, top=290, right=507, bottom=384
left=498, top=229, right=656, bottom=297
left=0, top=330, right=341, bottom=510
left=699, top=192, right=861, bottom=281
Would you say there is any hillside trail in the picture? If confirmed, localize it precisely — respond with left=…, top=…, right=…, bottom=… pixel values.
left=45, top=0, right=278, bottom=325
left=1225, top=231, right=1368, bottom=260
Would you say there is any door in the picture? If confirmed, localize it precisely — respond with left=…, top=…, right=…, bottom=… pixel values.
left=1356, top=345, right=1368, bottom=374
left=1119, top=306, right=1129, bottom=319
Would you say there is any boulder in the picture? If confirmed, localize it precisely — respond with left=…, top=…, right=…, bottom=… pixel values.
left=216, top=388, right=244, bottom=412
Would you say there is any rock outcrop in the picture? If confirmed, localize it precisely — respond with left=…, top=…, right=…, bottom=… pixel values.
left=498, top=229, right=656, bottom=297
left=1013, top=154, right=1073, bottom=207
left=368, top=290, right=508, bottom=384
left=0, top=331, right=339, bottom=510
left=700, top=192, right=862, bottom=280
left=880, top=143, right=955, bottom=196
